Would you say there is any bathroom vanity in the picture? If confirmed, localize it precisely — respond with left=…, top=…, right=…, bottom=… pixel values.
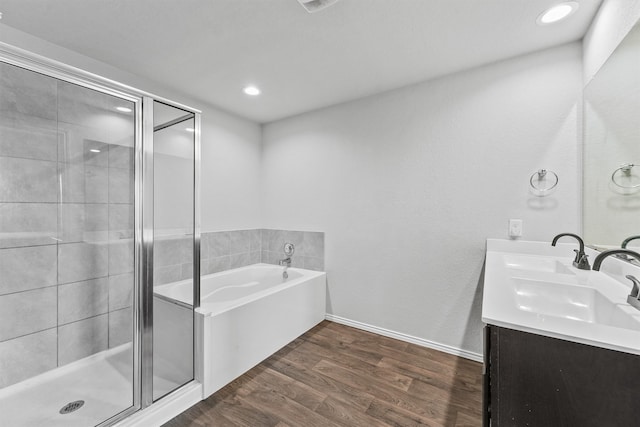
left=482, top=239, right=640, bottom=427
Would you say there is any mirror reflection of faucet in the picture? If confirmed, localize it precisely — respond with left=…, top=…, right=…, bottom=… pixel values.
left=621, top=235, right=640, bottom=249
left=593, top=249, right=640, bottom=311
left=551, top=233, right=590, bottom=270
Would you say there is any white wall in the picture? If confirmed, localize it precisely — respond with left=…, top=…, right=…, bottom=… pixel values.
left=583, top=0, right=640, bottom=84
left=261, top=43, right=583, bottom=356
left=0, top=24, right=263, bottom=233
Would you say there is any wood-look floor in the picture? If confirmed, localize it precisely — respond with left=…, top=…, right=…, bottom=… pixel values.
left=163, top=321, right=483, bottom=427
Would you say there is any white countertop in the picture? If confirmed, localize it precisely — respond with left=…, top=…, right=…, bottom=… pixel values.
left=483, top=239, right=640, bottom=355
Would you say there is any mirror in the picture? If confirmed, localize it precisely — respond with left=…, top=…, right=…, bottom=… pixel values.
left=583, top=21, right=640, bottom=250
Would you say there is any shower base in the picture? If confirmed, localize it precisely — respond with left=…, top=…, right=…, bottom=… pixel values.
left=0, top=343, right=134, bottom=427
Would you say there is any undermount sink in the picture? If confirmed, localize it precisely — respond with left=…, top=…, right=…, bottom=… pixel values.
left=484, top=239, right=640, bottom=356
left=513, top=277, right=640, bottom=331
left=503, top=254, right=575, bottom=275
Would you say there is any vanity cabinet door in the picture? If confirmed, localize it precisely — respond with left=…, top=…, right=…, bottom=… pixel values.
left=486, top=325, right=639, bottom=427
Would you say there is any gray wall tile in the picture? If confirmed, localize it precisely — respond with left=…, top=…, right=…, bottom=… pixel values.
left=109, top=203, right=134, bottom=240
left=0, top=328, right=57, bottom=388
left=181, top=263, right=194, bottom=280
left=261, top=228, right=278, bottom=252
left=59, top=203, right=108, bottom=243
left=202, top=256, right=230, bottom=275
left=0, top=245, right=57, bottom=295
left=85, top=165, right=109, bottom=203
left=302, top=256, right=325, bottom=271
left=109, top=308, right=132, bottom=348
left=154, top=264, right=183, bottom=286
left=0, top=114, right=57, bottom=161
left=0, top=157, right=57, bottom=203
left=58, top=161, right=85, bottom=203
left=259, top=229, right=325, bottom=271
left=108, top=239, right=134, bottom=275
left=0, top=62, right=57, bottom=120
left=261, top=250, right=280, bottom=266
left=155, top=236, right=190, bottom=267
left=0, top=203, right=58, bottom=249
left=84, top=204, right=109, bottom=241
left=262, top=229, right=304, bottom=254
left=83, top=139, right=110, bottom=167
left=228, top=252, right=249, bottom=269
left=58, top=121, right=110, bottom=166
left=0, top=64, right=138, bottom=382
left=248, top=229, right=261, bottom=252
left=229, top=230, right=251, bottom=254
left=58, top=314, right=108, bottom=365
left=109, top=273, right=133, bottom=311
left=206, top=231, right=230, bottom=258
left=58, top=278, right=108, bottom=325
left=0, top=287, right=57, bottom=342
left=109, top=145, right=133, bottom=170
left=200, top=235, right=210, bottom=260
left=58, top=242, right=108, bottom=284
left=249, top=251, right=261, bottom=265
left=59, top=163, right=109, bottom=204
left=109, top=167, right=133, bottom=204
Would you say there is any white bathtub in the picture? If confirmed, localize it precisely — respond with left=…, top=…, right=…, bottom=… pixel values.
left=154, top=263, right=326, bottom=398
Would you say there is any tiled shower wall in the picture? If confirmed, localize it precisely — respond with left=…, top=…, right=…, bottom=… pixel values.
left=153, top=229, right=325, bottom=284
left=0, top=62, right=134, bottom=388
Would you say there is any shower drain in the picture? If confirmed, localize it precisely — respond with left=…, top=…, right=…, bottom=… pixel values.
left=59, top=400, right=85, bottom=414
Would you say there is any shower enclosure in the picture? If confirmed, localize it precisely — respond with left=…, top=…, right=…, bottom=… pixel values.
left=0, top=46, right=200, bottom=427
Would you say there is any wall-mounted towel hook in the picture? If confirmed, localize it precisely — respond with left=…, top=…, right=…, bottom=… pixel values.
left=611, top=163, right=640, bottom=191
left=530, top=169, right=558, bottom=196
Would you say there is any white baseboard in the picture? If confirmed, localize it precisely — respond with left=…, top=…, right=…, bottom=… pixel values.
left=325, top=314, right=483, bottom=363
left=113, top=382, right=202, bottom=427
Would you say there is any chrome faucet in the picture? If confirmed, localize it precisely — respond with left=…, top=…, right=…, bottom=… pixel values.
left=593, top=249, right=640, bottom=311
left=621, top=235, right=640, bottom=249
left=625, top=275, right=640, bottom=311
left=279, top=257, right=291, bottom=267
left=280, top=242, right=295, bottom=279
left=279, top=257, right=291, bottom=279
left=551, top=233, right=590, bottom=270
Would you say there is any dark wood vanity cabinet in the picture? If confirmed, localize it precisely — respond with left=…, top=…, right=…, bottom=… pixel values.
left=483, top=325, right=640, bottom=427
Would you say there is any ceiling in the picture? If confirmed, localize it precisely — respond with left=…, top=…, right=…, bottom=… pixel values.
left=0, top=0, right=602, bottom=123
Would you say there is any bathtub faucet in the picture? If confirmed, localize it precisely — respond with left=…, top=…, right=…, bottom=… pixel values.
left=279, top=257, right=291, bottom=279
left=279, top=257, right=291, bottom=267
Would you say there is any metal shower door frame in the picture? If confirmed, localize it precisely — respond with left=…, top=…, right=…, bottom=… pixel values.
left=0, top=42, right=201, bottom=427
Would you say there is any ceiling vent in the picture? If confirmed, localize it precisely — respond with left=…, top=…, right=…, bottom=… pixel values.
left=297, top=0, right=340, bottom=13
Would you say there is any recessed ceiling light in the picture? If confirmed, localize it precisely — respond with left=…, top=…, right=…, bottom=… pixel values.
left=243, top=85, right=261, bottom=96
left=185, top=127, right=195, bottom=133
left=116, top=106, right=132, bottom=113
left=537, top=2, right=579, bottom=25
left=89, top=149, right=101, bottom=153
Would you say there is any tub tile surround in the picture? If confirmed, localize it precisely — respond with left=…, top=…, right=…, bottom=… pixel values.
left=261, top=229, right=325, bottom=271
left=198, top=228, right=325, bottom=277
left=156, top=228, right=324, bottom=285
left=0, top=62, right=135, bottom=388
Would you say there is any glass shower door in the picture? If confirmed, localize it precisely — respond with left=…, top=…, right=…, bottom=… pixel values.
left=151, top=101, right=196, bottom=401
left=0, top=61, right=137, bottom=426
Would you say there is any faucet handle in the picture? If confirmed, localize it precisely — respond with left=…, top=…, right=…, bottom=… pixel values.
left=572, top=249, right=590, bottom=270
left=572, top=249, right=580, bottom=263
left=574, top=252, right=590, bottom=270
left=625, top=275, right=640, bottom=299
